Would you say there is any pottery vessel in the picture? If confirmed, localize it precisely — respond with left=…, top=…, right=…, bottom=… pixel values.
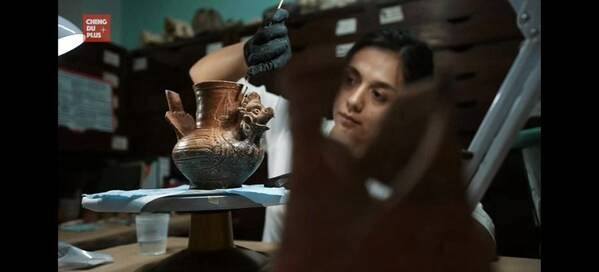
left=165, top=80, right=274, bottom=189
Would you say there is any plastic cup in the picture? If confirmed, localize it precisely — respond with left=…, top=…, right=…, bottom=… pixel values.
left=135, top=213, right=170, bottom=256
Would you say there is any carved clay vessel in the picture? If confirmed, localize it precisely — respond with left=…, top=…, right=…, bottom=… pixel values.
left=164, top=80, right=274, bottom=189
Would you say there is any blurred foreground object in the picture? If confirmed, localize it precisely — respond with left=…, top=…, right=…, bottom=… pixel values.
left=274, top=74, right=492, bottom=271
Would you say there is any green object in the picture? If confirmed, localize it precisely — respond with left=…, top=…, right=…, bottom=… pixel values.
left=512, top=127, right=541, bottom=149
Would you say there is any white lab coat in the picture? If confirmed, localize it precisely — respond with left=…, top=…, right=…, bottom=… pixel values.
left=237, top=78, right=496, bottom=244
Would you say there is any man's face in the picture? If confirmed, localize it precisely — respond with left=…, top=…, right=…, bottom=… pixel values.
left=330, top=46, right=406, bottom=157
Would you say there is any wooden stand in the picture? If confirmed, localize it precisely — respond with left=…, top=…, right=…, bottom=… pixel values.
left=137, top=211, right=268, bottom=272
left=189, top=211, right=234, bottom=251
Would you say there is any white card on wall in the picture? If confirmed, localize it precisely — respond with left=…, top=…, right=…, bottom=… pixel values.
left=206, top=42, right=223, bottom=54
left=103, top=50, right=120, bottom=67
left=379, top=5, right=405, bottom=25
left=59, top=70, right=114, bottom=133
left=111, top=135, right=128, bottom=151
left=336, top=42, right=355, bottom=58
left=133, top=57, right=148, bottom=71
left=336, top=18, right=357, bottom=36
left=102, top=72, right=119, bottom=88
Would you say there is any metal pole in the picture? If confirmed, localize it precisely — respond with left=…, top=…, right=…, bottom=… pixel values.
left=464, top=0, right=540, bottom=208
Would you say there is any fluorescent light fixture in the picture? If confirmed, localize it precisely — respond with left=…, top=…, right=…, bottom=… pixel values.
left=58, top=16, right=84, bottom=56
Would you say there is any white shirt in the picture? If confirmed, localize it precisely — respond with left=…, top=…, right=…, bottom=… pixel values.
left=237, top=78, right=496, bottom=244
left=238, top=78, right=293, bottom=179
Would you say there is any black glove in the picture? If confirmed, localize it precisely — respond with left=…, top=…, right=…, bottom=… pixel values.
left=244, top=9, right=292, bottom=77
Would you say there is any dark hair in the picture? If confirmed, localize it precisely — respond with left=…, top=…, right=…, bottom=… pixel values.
left=346, top=29, right=434, bottom=83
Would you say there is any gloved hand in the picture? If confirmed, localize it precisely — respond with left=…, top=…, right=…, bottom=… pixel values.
left=244, top=9, right=292, bottom=77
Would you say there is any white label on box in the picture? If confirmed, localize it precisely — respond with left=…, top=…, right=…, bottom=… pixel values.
left=206, top=42, right=223, bottom=54
left=336, top=18, right=357, bottom=36
left=102, top=72, right=119, bottom=88
left=133, top=57, right=148, bottom=71
left=241, top=36, right=252, bottom=43
left=336, top=42, right=355, bottom=58
left=379, top=5, right=405, bottom=25
left=103, top=50, right=120, bottom=67
left=111, top=135, right=128, bottom=151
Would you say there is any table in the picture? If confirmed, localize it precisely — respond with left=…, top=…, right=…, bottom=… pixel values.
left=82, top=190, right=285, bottom=271
left=84, top=237, right=539, bottom=272
left=58, top=214, right=190, bottom=251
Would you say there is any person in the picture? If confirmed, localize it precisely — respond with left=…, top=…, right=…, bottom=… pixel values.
left=189, top=8, right=496, bottom=263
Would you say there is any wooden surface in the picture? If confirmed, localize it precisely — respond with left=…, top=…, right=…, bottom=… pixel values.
left=84, top=237, right=538, bottom=272
left=84, top=237, right=189, bottom=272
left=234, top=240, right=278, bottom=255
left=58, top=214, right=190, bottom=251
left=492, top=256, right=541, bottom=272
left=84, top=237, right=273, bottom=272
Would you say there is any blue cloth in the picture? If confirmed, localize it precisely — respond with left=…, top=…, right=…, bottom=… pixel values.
left=82, top=185, right=288, bottom=213
left=83, top=185, right=190, bottom=201
left=227, top=185, right=288, bottom=205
